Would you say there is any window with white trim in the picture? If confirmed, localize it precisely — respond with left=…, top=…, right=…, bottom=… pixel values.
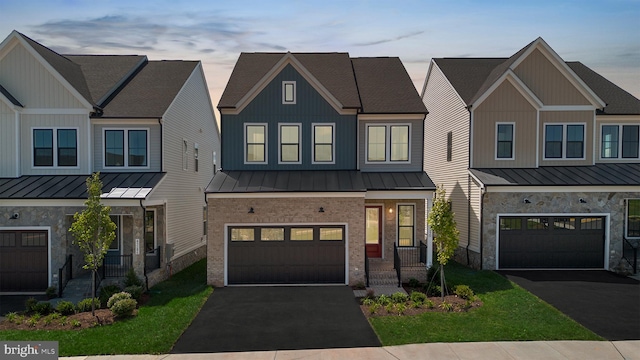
left=627, top=199, right=640, bottom=238
left=544, top=124, right=585, bottom=159
left=313, top=124, right=334, bottom=163
left=602, top=125, right=639, bottom=159
left=366, top=124, right=410, bottom=163
left=104, top=129, right=148, bottom=167
left=282, top=81, right=296, bottom=104
left=245, top=124, right=267, bottom=163
left=398, top=204, right=415, bottom=247
left=33, top=128, right=78, bottom=167
left=496, top=123, right=514, bottom=159
left=279, top=124, right=301, bottom=163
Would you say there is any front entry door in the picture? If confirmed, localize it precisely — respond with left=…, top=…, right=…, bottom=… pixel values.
left=365, top=206, right=382, bottom=258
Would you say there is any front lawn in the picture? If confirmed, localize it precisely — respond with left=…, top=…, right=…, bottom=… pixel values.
left=0, top=259, right=212, bottom=356
left=370, top=262, right=603, bottom=345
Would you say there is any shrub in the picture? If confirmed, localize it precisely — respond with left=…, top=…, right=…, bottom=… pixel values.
left=45, top=286, right=58, bottom=299
left=376, top=294, right=391, bottom=306
left=361, top=298, right=375, bottom=306
left=76, top=298, right=100, bottom=313
left=424, top=299, right=435, bottom=309
left=369, top=303, right=380, bottom=314
left=107, top=292, right=132, bottom=309
left=410, top=291, right=427, bottom=304
left=124, top=285, right=144, bottom=302
left=99, top=284, right=122, bottom=307
left=71, top=319, right=81, bottom=328
left=395, top=303, right=407, bottom=315
left=439, top=301, right=453, bottom=312
left=124, top=268, right=143, bottom=287
left=408, top=278, right=421, bottom=288
left=109, top=298, right=137, bottom=317
left=25, top=297, right=38, bottom=313
left=454, top=284, right=475, bottom=300
left=5, top=312, right=19, bottom=324
left=26, top=317, right=38, bottom=327
left=390, top=292, right=409, bottom=304
left=55, top=300, right=76, bottom=315
left=32, top=301, right=52, bottom=315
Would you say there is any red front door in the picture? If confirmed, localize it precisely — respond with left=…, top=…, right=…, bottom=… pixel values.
left=365, top=206, right=382, bottom=258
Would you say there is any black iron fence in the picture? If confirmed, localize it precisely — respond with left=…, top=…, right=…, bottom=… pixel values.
left=57, top=254, right=73, bottom=297
left=393, top=243, right=401, bottom=287
left=396, top=241, right=428, bottom=267
left=623, top=238, right=638, bottom=274
left=145, top=246, right=162, bottom=273
left=100, top=254, right=133, bottom=278
left=364, top=249, right=370, bottom=287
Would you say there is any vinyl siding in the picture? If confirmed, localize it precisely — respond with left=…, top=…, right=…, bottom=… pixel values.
left=20, top=114, right=90, bottom=175
left=221, top=64, right=357, bottom=170
left=513, top=49, right=590, bottom=106
left=0, top=41, right=85, bottom=109
left=595, top=116, right=640, bottom=163
left=358, top=118, right=423, bottom=172
left=92, top=123, right=162, bottom=172
left=422, top=63, right=474, bottom=251
left=0, top=101, right=17, bottom=177
left=473, top=81, right=537, bottom=168
left=539, top=110, right=594, bottom=166
left=147, top=63, right=220, bottom=260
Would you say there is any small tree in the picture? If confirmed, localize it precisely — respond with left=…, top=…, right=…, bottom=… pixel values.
left=69, top=173, right=116, bottom=316
left=427, top=185, right=460, bottom=300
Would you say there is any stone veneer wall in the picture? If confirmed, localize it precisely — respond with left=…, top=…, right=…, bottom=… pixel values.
left=207, top=196, right=365, bottom=287
left=481, top=191, right=638, bottom=271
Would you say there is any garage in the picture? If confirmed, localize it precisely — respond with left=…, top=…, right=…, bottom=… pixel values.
left=0, top=230, right=49, bottom=292
left=498, top=216, right=605, bottom=269
left=227, top=225, right=346, bottom=284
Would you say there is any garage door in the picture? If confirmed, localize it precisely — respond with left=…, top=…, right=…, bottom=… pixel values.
left=0, top=230, right=48, bottom=292
left=499, top=216, right=605, bottom=269
left=228, top=225, right=345, bottom=284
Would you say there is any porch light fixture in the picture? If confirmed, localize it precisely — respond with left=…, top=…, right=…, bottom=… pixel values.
left=248, top=207, right=254, bottom=214
left=523, top=198, right=531, bottom=204
left=579, top=198, right=587, bottom=204
left=10, top=212, right=19, bottom=220
left=319, top=207, right=325, bottom=213
left=388, top=207, right=393, bottom=213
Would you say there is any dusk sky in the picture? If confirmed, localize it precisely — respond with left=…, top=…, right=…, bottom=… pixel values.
left=1, top=0, right=638, bottom=119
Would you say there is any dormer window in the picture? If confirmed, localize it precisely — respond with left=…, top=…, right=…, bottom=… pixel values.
left=282, top=81, right=296, bottom=104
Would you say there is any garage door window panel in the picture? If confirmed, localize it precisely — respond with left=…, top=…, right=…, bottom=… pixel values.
left=0, top=232, right=16, bottom=247
left=261, top=228, right=284, bottom=241
left=320, top=228, right=343, bottom=241
left=22, top=232, right=47, bottom=247
left=231, top=228, right=254, bottom=241
left=581, top=217, right=603, bottom=230
left=527, top=218, right=549, bottom=230
left=291, top=228, right=313, bottom=241
left=500, top=218, right=521, bottom=230
left=553, top=218, right=576, bottom=230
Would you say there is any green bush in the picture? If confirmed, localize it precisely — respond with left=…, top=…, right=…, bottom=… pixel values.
left=124, top=285, right=144, bottom=302
left=425, top=285, right=442, bottom=297
left=439, top=301, right=454, bottom=312
left=395, top=303, right=407, bottom=315
left=410, top=291, right=427, bottom=304
left=76, top=298, right=100, bottom=313
left=390, top=292, right=409, bottom=304
left=454, top=284, right=475, bottom=300
left=376, top=294, right=391, bottom=306
left=408, top=278, right=421, bottom=288
left=107, top=292, right=132, bottom=309
left=45, top=286, right=58, bottom=299
left=32, top=301, right=52, bottom=315
left=124, top=268, right=143, bottom=287
left=109, top=298, right=137, bottom=317
left=361, top=298, right=375, bottom=306
left=25, top=297, right=38, bottom=313
left=424, top=299, right=435, bottom=309
left=55, top=300, right=76, bottom=315
left=99, top=284, right=122, bottom=307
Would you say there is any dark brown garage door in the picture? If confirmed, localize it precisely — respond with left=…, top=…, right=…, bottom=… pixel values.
left=228, top=225, right=345, bottom=284
left=0, top=230, right=48, bottom=292
left=499, top=216, right=605, bottom=269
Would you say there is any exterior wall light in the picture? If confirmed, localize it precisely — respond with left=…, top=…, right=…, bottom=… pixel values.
left=579, top=198, right=587, bottom=203
left=523, top=198, right=531, bottom=204
left=319, top=207, right=325, bottom=213
left=248, top=207, right=254, bottom=213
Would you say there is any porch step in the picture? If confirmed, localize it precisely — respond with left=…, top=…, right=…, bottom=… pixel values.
left=368, top=270, right=400, bottom=286
left=50, top=273, right=94, bottom=307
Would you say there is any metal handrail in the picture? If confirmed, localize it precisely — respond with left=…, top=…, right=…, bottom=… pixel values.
left=100, top=254, right=133, bottom=278
left=622, top=238, right=638, bottom=274
left=364, top=249, right=370, bottom=287
left=57, top=254, right=73, bottom=297
left=393, top=243, right=401, bottom=287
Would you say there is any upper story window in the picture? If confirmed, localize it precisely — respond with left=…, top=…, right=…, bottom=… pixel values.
left=496, top=123, right=514, bottom=160
left=544, top=124, right=585, bottom=160
left=245, top=124, right=267, bottom=163
left=279, top=124, right=301, bottom=163
left=366, top=124, right=410, bottom=163
left=282, top=81, right=296, bottom=104
left=602, top=125, right=639, bottom=159
left=313, top=123, right=334, bottom=163
left=104, top=129, right=148, bottom=167
left=627, top=199, right=640, bottom=238
left=33, top=128, right=78, bottom=167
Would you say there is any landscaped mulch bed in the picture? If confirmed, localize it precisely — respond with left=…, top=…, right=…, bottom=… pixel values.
left=360, top=294, right=482, bottom=318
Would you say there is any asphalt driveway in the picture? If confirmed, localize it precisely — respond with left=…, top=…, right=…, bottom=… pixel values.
left=499, top=270, right=640, bottom=340
left=171, top=286, right=380, bottom=353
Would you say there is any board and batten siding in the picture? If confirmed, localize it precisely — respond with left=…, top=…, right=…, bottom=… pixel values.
left=539, top=110, right=594, bottom=166
left=0, top=41, right=85, bottom=109
left=20, top=114, right=90, bottom=175
left=92, top=123, right=162, bottom=172
left=422, top=62, right=476, bottom=251
left=221, top=64, right=357, bottom=170
left=0, top=101, right=17, bottom=177
left=513, top=48, right=590, bottom=106
left=147, top=63, right=220, bottom=260
left=472, top=81, right=537, bottom=168
left=358, top=118, right=423, bottom=172
left=595, top=116, right=640, bottom=164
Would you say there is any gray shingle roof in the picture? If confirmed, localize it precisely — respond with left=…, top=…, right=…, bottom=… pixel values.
left=0, top=172, right=165, bottom=199
left=470, top=164, right=640, bottom=186
left=206, top=170, right=435, bottom=193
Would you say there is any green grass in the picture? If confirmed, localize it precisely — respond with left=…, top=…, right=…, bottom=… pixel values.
left=370, top=262, right=603, bottom=345
left=0, top=259, right=213, bottom=356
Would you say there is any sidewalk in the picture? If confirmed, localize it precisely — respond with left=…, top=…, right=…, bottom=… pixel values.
left=62, top=340, right=640, bottom=360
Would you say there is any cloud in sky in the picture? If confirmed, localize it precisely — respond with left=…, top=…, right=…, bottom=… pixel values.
left=353, top=31, right=425, bottom=47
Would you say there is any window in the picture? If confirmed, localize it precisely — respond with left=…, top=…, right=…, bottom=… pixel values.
left=367, top=126, right=386, bottom=161
left=622, top=125, right=640, bottom=158
left=500, top=218, right=521, bottom=230
left=496, top=123, right=514, bottom=159
left=261, top=228, right=285, bottom=241
left=282, top=81, right=296, bottom=104
left=544, top=124, right=585, bottom=159
left=245, top=124, right=267, bottom=163
left=33, top=128, right=77, bottom=167
left=366, top=124, right=410, bottom=163
left=553, top=217, right=576, bottom=230
left=144, top=210, right=155, bottom=252
left=104, top=129, right=148, bottom=167
left=527, top=218, right=549, bottom=230
left=203, top=206, right=207, bottom=236
left=231, top=228, right=254, bottom=241
left=390, top=125, right=409, bottom=161
left=398, top=205, right=415, bottom=247
left=291, top=228, right=313, bottom=241
left=628, top=199, right=640, bottom=238
left=21, top=232, right=46, bottom=247
left=194, top=143, right=199, bottom=172
left=279, top=124, right=301, bottom=163
left=313, top=124, right=334, bottom=163
left=581, top=217, right=603, bottom=230
left=109, top=215, right=120, bottom=250
left=605, top=125, right=640, bottom=159
left=182, top=140, right=188, bottom=170
left=320, top=227, right=343, bottom=241
left=446, top=131, right=452, bottom=162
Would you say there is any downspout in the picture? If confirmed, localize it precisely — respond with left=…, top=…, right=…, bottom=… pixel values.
left=466, top=104, right=473, bottom=265
left=479, top=187, right=485, bottom=270
left=140, top=199, right=149, bottom=290
left=158, top=118, right=163, bottom=171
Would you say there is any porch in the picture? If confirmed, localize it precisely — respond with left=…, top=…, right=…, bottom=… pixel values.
left=364, top=241, right=429, bottom=289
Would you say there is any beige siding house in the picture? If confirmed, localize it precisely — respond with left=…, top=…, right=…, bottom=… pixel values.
left=0, top=31, right=220, bottom=293
left=422, top=37, right=640, bottom=273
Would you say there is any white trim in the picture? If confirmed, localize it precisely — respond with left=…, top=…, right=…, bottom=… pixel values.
left=535, top=110, right=540, bottom=167
left=485, top=185, right=640, bottom=193
left=0, top=226, right=52, bottom=289
left=540, top=105, right=596, bottom=111
left=472, top=71, right=543, bottom=110
left=244, top=123, right=268, bottom=165
left=15, top=111, right=20, bottom=177
left=102, top=127, right=151, bottom=169
left=282, top=81, right=296, bottom=105
left=495, top=122, right=515, bottom=160
left=364, top=123, right=412, bottom=164
left=597, top=115, right=640, bottom=121
left=495, top=212, right=610, bottom=270
left=470, top=108, right=474, bottom=168
left=397, top=203, right=416, bottom=247
left=365, top=190, right=431, bottom=200
left=598, top=123, right=640, bottom=161
left=277, top=123, right=302, bottom=164
left=30, top=126, right=80, bottom=169
left=223, top=222, right=349, bottom=286
left=626, top=199, right=640, bottom=239
left=542, top=122, right=587, bottom=160
left=311, top=123, right=335, bottom=164
left=21, top=108, right=89, bottom=115
left=358, top=114, right=425, bottom=121
left=207, top=192, right=366, bottom=199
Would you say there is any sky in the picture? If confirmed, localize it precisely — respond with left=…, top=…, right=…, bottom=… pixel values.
left=1, top=0, right=639, bottom=119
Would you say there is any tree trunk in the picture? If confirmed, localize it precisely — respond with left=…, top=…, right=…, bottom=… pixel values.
left=91, top=270, right=96, bottom=316
left=440, top=263, right=445, bottom=301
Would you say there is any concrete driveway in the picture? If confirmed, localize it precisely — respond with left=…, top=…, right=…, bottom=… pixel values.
left=499, top=270, right=640, bottom=340
left=171, top=286, right=380, bottom=353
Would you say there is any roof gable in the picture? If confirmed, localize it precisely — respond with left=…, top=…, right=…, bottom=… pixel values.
left=0, top=83, right=23, bottom=108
